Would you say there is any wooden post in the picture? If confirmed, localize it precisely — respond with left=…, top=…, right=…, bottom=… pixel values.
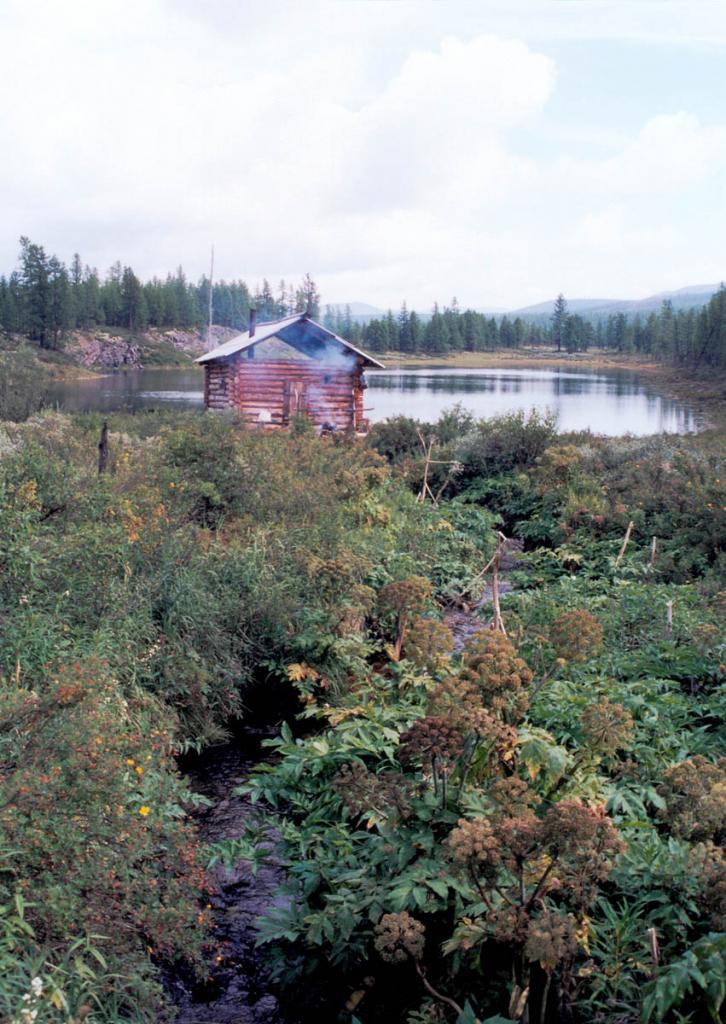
left=491, top=550, right=507, bottom=636
left=665, top=600, right=673, bottom=637
left=207, top=244, right=214, bottom=351
left=650, top=536, right=657, bottom=565
left=647, top=927, right=660, bottom=977
left=615, top=520, right=635, bottom=567
left=98, top=420, right=109, bottom=475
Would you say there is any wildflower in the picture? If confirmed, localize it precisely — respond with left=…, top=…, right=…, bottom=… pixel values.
left=126, top=758, right=135, bottom=765
left=404, top=617, right=455, bottom=673
left=139, top=805, right=151, bottom=816
left=135, top=766, right=144, bottom=775
left=30, top=978, right=42, bottom=998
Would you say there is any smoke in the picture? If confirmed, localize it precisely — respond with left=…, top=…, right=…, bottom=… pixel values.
left=314, top=341, right=358, bottom=370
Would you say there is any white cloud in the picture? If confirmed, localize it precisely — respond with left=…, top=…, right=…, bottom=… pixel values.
left=0, top=0, right=725, bottom=308
left=601, top=113, right=726, bottom=193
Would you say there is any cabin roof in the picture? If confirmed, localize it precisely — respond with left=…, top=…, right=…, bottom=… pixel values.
left=196, top=313, right=385, bottom=369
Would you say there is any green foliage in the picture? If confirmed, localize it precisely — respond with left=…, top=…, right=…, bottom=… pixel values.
left=0, top=409, right=493, bottom=1020
left=0, top=349, right=51, bottom=421
left=1, top=398, right=723, bottom=1022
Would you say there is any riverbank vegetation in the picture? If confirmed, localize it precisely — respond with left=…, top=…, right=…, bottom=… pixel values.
left=0, top=406, right=724, bottom=1023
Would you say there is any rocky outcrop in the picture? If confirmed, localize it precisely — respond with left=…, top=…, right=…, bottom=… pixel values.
left=63, top=326, right=238, bottom=370
left=65, top=332, right=143, bottom=369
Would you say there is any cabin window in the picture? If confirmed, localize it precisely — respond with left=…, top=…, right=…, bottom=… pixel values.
left=323, top=374, right=332, bottom=384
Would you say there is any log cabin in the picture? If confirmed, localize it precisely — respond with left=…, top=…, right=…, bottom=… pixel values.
left=196, top=311, right=384, bottom=432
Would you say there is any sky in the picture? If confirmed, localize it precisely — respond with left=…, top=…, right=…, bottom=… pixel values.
left=1, top=0, right=726, bottom=310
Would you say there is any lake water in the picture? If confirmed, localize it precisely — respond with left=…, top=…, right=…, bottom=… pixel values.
left=47, top=365, right=699, bottom=436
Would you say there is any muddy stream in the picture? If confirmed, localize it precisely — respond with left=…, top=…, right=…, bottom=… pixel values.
left=165, top=729, right=293, bottom=1024
left=164, top=541, right=521, bottom=1022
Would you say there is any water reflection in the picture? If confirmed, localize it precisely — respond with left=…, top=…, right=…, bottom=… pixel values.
left=47, top=365, right=699, bottom=436
left=365, top=367, right=698, bottom=435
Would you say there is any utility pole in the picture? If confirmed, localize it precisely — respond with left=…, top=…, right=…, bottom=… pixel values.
left=207, top=244, right=215, bottom=350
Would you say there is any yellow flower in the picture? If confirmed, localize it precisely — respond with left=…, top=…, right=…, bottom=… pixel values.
left=135, top=766, right=144, bottom=775
left=139, top=805, right=151, bottom=817
left=126, top=758, right=135, bottom=765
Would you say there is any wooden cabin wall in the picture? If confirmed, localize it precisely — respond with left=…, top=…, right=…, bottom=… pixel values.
left=205, top=362, right=231, bottom=409
left=204, top=357, right=367, bottom=430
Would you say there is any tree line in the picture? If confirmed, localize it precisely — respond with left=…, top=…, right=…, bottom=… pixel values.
left=327, top=289, right=726, bottom=368
left=1, top=237, right=724, bottom=368
left=0, top=237, right=320, bottom=348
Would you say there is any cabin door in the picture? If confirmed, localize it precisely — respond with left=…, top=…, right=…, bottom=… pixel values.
left=283, top=380, right=307, bottom=424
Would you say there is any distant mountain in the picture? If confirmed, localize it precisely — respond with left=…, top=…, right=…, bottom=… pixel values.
left=326, top=284, right=723, bottom=326
left=325, top=301, right=507, bottom=324
left=324, top=302, right=387, bottom=323
left=511, top=297, right=616, bottom=316
left=510, top=284, right=722, bottom=319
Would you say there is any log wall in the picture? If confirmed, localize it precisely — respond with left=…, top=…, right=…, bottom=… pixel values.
left=204, top=355, right=367, bottom=430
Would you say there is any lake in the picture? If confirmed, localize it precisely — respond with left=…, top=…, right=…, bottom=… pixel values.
left=47, top=365, right=699, bottom=436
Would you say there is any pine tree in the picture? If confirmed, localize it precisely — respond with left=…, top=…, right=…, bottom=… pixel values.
left=551, top=293, right=568, bottom=353
left=18, top=237, right=51, bottom=346
left=121, top=267, right=147, bottom=332
left=295, top=273, right=320, bottom=317
left=46, top=255, right=72, bottom=348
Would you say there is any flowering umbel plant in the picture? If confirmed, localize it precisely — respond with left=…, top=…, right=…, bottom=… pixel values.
left=332, top=761, right=417, bottom=824
left=377, top=576, right=433, bottom=661
left=549, top=609, right=603, bottom=663
left=445, top=798, right=624, bottom=1021
left=403, top=617, right=455, bottom=674
left=657, top=755, right=726, bottom=843
left=374, top=911, right=426, bottom=964
left=459, top=629, right=533, bottom=723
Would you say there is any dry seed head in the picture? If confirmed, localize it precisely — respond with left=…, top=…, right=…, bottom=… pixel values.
left=398, top=716, right=465, bottom=768
left=374, top=911, right=425, bottom=963
left=404, top=617, right=455, bottom=673
left=580, top=699, right=634, bottom=754
left=549, top=610, right=603, bottom=662
left=524, top=910, right=579, bottom=971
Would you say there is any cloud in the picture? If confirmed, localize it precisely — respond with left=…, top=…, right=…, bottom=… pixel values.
left=0, top=1, right=725, bottom=309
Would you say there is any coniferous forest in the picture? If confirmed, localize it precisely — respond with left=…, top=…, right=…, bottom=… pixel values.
left=2, top=238, right=726, bottom=368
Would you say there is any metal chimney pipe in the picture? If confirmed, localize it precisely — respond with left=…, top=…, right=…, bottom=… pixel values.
left=249, top=308, right=257, bottom=337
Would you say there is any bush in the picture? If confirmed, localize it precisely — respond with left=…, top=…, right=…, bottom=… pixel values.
left=455, top=409, right=558, bottom=479
left=0, top=349, right=51, bottom=421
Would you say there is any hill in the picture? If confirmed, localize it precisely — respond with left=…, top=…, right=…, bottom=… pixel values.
left=327, top=284, right=723, bottom=324
left=510, top=283, right=722, bottom=318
